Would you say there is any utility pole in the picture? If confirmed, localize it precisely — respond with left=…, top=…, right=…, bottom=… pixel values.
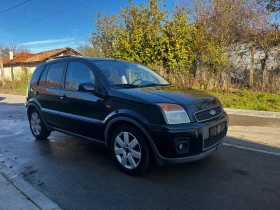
left=0, top=45, right=5, bottom=86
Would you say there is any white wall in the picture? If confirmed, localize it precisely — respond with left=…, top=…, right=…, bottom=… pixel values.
left=1, top=63, right=38, bottom=81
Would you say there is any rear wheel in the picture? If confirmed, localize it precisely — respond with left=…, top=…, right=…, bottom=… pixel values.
left=29, top=109, right=51, bottom=140
left=110, top=125, right=151, bottom=175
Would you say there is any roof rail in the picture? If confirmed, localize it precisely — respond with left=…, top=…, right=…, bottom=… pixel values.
left=46, top=55, right=82, bottom=62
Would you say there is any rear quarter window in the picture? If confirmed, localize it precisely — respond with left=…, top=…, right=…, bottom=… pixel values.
left=30, top=65, right=45, bottom=86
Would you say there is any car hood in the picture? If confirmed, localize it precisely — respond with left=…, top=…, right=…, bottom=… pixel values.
left=117, top=85, right=221, bottom=114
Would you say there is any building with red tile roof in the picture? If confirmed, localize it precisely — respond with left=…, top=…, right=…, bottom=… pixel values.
left=1, top=47, right=83, bottom=80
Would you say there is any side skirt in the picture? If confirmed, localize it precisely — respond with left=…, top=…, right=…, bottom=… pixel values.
left=51, top=127, right=107, bottom=147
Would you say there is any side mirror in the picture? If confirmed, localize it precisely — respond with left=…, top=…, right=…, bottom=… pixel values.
left=78, top=82, right=95, bottom=92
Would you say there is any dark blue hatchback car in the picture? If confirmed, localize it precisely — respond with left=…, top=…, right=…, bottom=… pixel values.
left=26, top=56, right=228, bottom=175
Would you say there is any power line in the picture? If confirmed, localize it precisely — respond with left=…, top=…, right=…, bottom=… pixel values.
left=0, top=0, right=20, bottom=10
left=0, top=0, right=30, bottom=14
left=0, top=0, right=89, bottom=34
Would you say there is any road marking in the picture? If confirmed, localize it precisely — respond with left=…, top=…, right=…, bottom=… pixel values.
left=223, top=143, right=280, bottom=156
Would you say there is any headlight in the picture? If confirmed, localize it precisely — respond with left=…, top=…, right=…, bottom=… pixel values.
left=158, top=103, right=190, bottom=124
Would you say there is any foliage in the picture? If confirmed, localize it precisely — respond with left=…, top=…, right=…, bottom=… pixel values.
left=86, top=0, right=227, bottom=77
left=188, top=0, right=270, bottom=46
left=260, top=0, right=280, bottom=12
left=0, top=71, right=31, bottom=95
left=80, top=0, right=280, bottom=94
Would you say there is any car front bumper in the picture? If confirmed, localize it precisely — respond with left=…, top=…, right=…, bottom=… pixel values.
left=145, top=112, right=228, bottom=165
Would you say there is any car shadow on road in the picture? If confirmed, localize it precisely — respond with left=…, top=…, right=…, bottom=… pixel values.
left=0, top=101, right=25, bottom=106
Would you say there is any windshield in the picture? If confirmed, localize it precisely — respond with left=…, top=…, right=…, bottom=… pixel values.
left=93, top=60, right=169, bottom=88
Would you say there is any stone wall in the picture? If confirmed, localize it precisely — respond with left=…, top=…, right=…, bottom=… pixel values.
left=227, top=43, right=280, bottom=82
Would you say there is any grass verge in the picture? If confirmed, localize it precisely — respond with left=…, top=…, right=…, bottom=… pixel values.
left=1, top=80, right=279, bottom=112
left=0, top=73, right=30, bottom=95
left=0, top=82, right=27, bottom=95
left=210, top=89, right=280, bottom=112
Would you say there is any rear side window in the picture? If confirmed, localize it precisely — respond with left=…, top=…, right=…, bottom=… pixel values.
left=38, top=66, right=49, bottom=86
left=65, top=62, right=95, bottom=91
left=31, top=65, right=45, bottom=86
left=45, top=62, right=66, bottom=88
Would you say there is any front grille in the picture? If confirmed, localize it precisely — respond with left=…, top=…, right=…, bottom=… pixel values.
left=194, top=106, right=223, bottom=122
left=203, top=131, right=226, bottom=150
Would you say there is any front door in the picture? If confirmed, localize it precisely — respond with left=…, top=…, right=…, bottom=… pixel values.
left=59, top=61, right=107, bottom=141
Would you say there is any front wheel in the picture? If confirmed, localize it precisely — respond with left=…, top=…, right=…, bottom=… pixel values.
left=29, top=109, right=51, bottom=140
left=110, top=125, right=151, bottom=175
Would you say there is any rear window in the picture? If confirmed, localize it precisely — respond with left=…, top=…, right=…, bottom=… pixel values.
left=30, top=65, right=45, bottom=86
left=45, top=62, right=66, bottom=88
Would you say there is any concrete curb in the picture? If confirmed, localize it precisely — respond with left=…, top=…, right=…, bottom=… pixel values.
left=224, top=108, right=280, bottom=119
left=0, top=162, right=61, bottom=210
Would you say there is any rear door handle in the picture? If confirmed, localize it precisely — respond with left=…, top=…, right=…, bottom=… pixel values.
left=60, top=95, right=67, bottom=102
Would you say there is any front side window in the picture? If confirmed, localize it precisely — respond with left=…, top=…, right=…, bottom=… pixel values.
left=45, top=62, right=66, bottom=88
left=93, top=60, right=169, bottom=88
left=65, top=62, right=95, bottom=91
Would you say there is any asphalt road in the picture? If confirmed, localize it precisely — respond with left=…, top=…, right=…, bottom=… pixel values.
left=0, top=98, right=279, bottom=210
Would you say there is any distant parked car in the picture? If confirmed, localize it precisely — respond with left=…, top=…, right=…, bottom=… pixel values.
left=26, top=56, right=228, bottom=175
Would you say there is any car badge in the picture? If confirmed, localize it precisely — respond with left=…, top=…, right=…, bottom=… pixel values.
left=209, top=109, right=216, bottom=115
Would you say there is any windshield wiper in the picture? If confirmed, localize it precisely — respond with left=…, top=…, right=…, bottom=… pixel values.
left=112, top=84, right=139, bottom=88
left=139, top=83, right=170, bottom=87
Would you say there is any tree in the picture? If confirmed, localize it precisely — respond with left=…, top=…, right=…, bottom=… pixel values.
left=85, top=0, right=226, bottom=83
left=187, top=0, right=270, bottom=46
left=185, top=0, right=277, bottom=88
left=0, top=44, right=30, bottom=57
left=260, top=0, right=280, bottom=12
left=253, top=28, right=280, bottom=89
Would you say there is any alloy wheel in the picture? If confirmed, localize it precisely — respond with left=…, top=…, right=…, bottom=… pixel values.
left=30, top=112, right=41, bottom=136
left=114, top=132, right=142, bottom=169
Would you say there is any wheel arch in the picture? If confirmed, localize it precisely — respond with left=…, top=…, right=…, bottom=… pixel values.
left=26, top=100, right=52, bottom=131
left=104, top=116, right=160, bottom=162
left=27, top=102, right=41, bottom=119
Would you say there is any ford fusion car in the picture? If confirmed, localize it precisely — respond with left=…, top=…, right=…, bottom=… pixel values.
left=26, top=56, right=228, bottom=175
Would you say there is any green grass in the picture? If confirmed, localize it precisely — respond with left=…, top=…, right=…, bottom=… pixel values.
left=210, top=89, right=280, bottom=112
left=0, top=82, right=27, bottom=95
left=0, top=74, right=29, bottom=95
left=1, top=80, right=280, bottom=112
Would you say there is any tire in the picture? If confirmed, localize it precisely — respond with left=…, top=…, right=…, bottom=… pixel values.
left=110, top=125, right=151, bottom=175
left=29, top=109, right=51, bottom=140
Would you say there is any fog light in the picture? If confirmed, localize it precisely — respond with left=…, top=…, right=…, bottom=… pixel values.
left=175, top=137, right=190, bottom=154
left=178, top=143, right=188, bottom=151
left=178, top=144, right=184, bottom=150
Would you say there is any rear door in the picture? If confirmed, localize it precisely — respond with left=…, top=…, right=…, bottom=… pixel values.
left=59, top=61, right=107, bottom=140
left=36, top=61, right=67, bottom=128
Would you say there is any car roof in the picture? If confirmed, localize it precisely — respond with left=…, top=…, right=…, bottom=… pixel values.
left=46, top=56, right=116, bottom=63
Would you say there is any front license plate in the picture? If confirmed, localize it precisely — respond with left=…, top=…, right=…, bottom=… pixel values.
left=209, top=122, right=226, bottom=138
